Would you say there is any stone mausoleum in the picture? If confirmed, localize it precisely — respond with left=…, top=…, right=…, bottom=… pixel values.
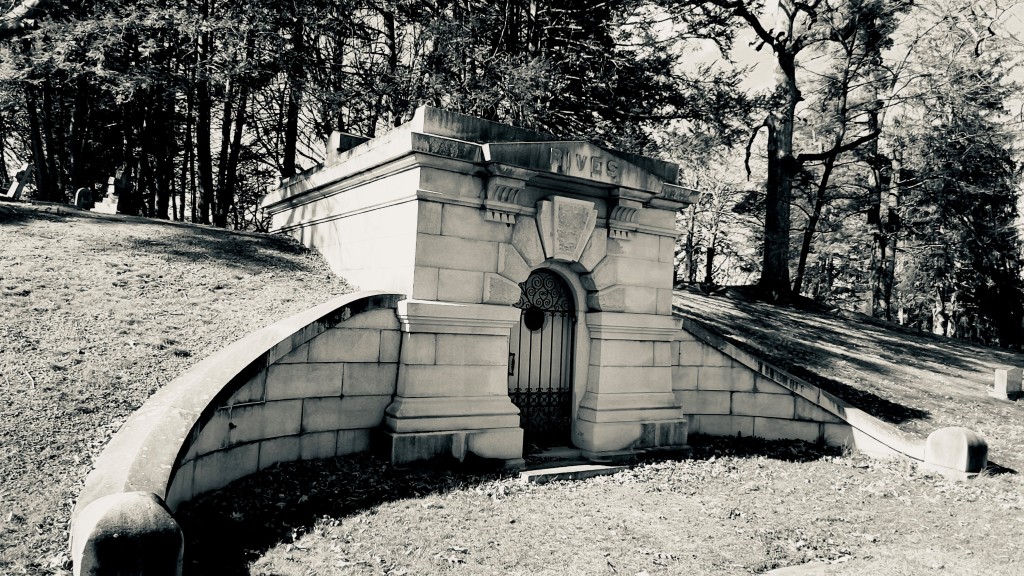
left=261, top=106, right=699, bottom=464
left=71, top=107, right=988, bottom=576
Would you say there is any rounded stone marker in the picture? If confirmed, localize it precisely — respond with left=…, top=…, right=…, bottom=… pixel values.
left=923, top=427, right=988, bottom=479
left=72, top=491, right=183, bottom=576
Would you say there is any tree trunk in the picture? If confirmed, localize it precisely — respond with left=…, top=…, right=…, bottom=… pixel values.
left=758, top=52, right=798, bottom=297
left=216, top=32, right=255, bottom=228
left=180, top=94, right=192, bottom=222
left=215, top=78, right=234, bottom=222
left=0, top=111, right=7, bottom=184
left=153, top=93, right=175, bottom=219
left=792, top=156, right=836, bottom=295
left=933, top=288, right=949, bottom=336
left=196, top=77, right=214, bottom=224
left=282, top=13, right=304, bottom=177
left=40, top=80, right=63, bottom=200
left=68, top=76, right=90, bottom=190
left=195, top=1, right=214, bottom=224
left=138, top=142, right=153, bottom=217
left=704, top=244, right=716, bottom=284
left=683, top=204, right=697, bottom=284
left=26, top=87, right=53, bottom=201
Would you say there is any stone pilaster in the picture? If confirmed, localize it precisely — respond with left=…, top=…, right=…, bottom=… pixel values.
left=575, top=312, right=688, bottom=460
left=382, top=299, right=525, bottom=467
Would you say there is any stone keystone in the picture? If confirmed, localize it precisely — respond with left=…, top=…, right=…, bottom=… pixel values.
left=536, top=196, right=598, bottom=263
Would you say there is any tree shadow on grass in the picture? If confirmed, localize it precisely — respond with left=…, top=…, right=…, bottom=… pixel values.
left=685, top=434, right=843, bottom=463
left=784, top=365, right=932, bottom=425
left=175, top=455, right=511, bottom=576
left=0, top=203, right=71, bottom=226
left=121, top=233, right=313, bottom=275
left=71, top=220, right=331, bottom=279
left=175, top=438, right=848, bottom=575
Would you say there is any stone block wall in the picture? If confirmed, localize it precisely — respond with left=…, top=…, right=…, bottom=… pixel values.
left=413, top=202, right=513, bottom=303
left=279, top=173, right=422, bottom=296
left=164, top=307, right=401, bottom=511
left=672, top=328, right=848, bottom=444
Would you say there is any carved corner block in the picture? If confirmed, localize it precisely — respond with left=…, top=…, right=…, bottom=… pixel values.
left=481, top=164, right=536, bottom=225
left=607, top=187, right=652, bottom=241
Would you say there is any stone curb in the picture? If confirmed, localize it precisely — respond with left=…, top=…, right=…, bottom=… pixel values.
left=71, top=291, right=402, bottom=576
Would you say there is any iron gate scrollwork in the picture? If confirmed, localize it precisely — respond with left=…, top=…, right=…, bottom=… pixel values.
left=508, top=269, right=576, bottom=448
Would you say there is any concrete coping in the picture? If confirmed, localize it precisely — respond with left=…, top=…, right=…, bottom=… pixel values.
left=71, top=291, right=403, bottom=575
left=397, top=299, right=521, bottom=335
left=677, top=315, right=988, bottom=479
left=587, top=311, right=682, bottom=341
left=262, top=106, right=694, bottom=214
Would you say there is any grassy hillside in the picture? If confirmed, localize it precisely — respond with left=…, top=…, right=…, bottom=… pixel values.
left=0, top=204, right=351, bottom=574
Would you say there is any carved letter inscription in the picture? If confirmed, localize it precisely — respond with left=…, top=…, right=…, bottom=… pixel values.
left=545, top=145, right=622, bottom=184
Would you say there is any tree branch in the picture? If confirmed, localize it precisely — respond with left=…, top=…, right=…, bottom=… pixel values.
left=797, top=129, right=880, bottom=164
left=744, top=118, right=770, bottom=179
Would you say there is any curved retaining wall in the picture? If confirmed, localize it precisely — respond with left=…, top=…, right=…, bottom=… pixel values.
left=71, top=291, right=403, bottom=576
left=673, top=316, right=986, bottom=478
left=70, top=289, right=988, bottom=575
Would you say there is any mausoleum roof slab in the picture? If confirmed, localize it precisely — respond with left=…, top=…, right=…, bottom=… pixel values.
left=263, top=106, right=698, bottom=212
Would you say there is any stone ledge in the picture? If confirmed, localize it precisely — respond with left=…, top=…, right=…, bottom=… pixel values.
left=397, top=299, right=520, bottom=335
left=520, top=464, right=626, bottom=484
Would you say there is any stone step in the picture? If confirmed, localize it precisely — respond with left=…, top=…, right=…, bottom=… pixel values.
left=519, top=463, right=626, bottom=485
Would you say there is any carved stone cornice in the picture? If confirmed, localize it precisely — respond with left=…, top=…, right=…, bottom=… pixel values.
left=607, top=188, right=651, bottom=240
left=481, top=164, right=537, bottom=225
left=646, top=183, right=700, bottom=210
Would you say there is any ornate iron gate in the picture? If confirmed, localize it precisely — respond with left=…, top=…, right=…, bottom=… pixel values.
left=508, top=269, right=576, bottom=448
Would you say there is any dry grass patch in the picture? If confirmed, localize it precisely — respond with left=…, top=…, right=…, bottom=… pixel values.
left=0, top=205, right=351, bottom=575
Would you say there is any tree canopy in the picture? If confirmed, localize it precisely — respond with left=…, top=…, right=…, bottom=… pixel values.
left=2, top=0, right=1023, bottom=346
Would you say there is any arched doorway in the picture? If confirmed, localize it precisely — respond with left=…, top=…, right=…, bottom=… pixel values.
left=508, top=269, right=576, bottom=449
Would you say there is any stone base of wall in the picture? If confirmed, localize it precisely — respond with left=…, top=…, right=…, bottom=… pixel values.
left=577, top=417, right=688, bottom=461
left=380, top=428, right=525, bottom=469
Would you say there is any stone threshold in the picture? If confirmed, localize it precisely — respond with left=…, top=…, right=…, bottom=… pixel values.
left=519, top=463, right=627, bottom=485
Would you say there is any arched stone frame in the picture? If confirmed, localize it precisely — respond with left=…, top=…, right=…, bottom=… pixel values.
left=519, top=260, right=592, bottom=447
left=493, top=211, right=608, bottom=449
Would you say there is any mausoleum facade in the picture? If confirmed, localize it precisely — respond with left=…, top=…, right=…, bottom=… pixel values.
left=261, top=107, right=699, bottom=464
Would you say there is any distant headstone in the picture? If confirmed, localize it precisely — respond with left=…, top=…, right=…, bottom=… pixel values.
left=4, top=163, right=33, bottom=200
left=990, top=367, right=1022, bottom=401
left=74, top=187, right=94, bottom=210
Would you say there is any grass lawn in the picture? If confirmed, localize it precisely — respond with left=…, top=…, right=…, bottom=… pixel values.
left=675, top=286, right=1024, bottom=473
left=179, top=437, right=1024, bottom=576
left=2, top=204, right=1022, bottom=575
